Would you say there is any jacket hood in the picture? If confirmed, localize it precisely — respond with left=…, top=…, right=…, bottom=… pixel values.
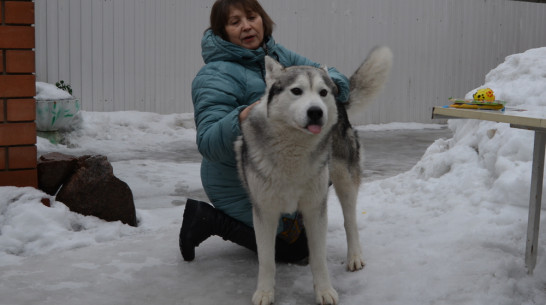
left=201, top=29, right=275, bottom=65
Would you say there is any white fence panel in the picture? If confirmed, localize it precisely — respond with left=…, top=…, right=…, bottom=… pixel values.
left=35, top=0, right=546, bottom=124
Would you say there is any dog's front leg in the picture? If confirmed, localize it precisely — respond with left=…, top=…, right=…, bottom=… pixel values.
left=252, top=206, right=279, bottom=305
left=301, top=199, right=339, bottom=305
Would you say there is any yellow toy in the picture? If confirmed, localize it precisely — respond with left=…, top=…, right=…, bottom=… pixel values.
left=448, top=88, right=505, bottom=111
left=473, top=88, right=495, bottom=102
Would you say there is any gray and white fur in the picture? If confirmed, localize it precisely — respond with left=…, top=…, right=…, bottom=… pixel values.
left=235, top=46, right=393, bottom=305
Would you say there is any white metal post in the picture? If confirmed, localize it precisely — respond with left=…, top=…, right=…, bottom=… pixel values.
left=525, top=130, right=546, bottom=274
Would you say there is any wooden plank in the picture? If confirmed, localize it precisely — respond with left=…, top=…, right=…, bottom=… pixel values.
left=432, top=106, right=546, bottom=129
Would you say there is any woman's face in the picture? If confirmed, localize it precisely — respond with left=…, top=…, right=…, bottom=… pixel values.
left=224, top=5, right=264, bottom=50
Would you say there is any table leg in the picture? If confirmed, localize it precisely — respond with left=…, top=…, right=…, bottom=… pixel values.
left=525, top=130, right=546, bottom=274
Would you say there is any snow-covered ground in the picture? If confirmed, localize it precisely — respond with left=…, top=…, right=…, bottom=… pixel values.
left=1, top=47, right=546, bottom=304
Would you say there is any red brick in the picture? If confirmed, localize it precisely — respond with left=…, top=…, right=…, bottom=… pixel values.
left=0, top=122, right=36, bottom=145
left=0, top=169, right=38, bottom=187
left=7, top=99, right=35, bottom=121
left=0, top=75, right=36, bottom=98
left=6, top=50, right=35, bottom=73
left=5, top=2, right=35, bottom=25
left=8, top=145, right=37, bottom=169
left=0, top=99, right=4, bottom=121
left=0, top=51, right=4, bottom=72
left=0, top=26, right=34, bottom=49
left=0, top=147, right=5, bottom=170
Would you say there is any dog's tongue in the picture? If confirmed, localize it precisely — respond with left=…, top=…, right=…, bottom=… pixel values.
left=307, top=125, right=322, bottom=134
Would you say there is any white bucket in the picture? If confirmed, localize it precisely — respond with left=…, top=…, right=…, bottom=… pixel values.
left=36, top=98, right=81, bottom=131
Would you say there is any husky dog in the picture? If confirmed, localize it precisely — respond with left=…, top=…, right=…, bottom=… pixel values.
left=235, top=46, right=392, bottom=305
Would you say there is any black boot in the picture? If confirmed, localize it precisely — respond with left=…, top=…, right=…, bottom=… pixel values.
left=179, top=199, right=309, bottom=263
left=275, top=229, right=309, bottom=264
left=179, top=199, right=257, bottom=261
left=275, top=213, right=309, bottom=263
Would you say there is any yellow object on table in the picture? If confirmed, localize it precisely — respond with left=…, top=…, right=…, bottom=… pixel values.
left=473, top=88, right=495, bottom=102
left=449, top=88, right=505, bottom=111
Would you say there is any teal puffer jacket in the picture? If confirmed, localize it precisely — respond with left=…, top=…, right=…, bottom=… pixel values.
left=192, top=29, right=350, bottom=228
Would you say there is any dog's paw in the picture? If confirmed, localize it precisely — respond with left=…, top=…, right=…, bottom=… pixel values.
left=315, top=286, right=339, bottom=305
left=346, top=254, right=366, bottom=271
left=252, top=289, right=274, bottom=305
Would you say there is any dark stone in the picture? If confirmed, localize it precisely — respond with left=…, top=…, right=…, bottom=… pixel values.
left=41, top=197, right=51, bottom=207
left=56, top=155, right=138, bottom=227
left=37, top=152, right=78, bottom=195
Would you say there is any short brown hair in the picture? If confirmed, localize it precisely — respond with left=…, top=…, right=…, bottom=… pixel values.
left=209, top=0, right=275, bottom=42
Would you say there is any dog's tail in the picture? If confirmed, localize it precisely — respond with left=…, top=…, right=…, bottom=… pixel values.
left=346, top=46, right=393, bottom=114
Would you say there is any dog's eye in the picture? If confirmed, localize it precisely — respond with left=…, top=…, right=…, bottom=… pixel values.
left=291, top=88, right=303, bottom=96
left=319, top=89, right=328, bottom=97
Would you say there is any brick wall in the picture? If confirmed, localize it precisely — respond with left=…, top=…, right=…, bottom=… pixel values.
left=0, top=0, right=37, bottom=187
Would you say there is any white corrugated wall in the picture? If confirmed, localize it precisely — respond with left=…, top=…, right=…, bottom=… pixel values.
left=35, top=0, right=546, bottom=124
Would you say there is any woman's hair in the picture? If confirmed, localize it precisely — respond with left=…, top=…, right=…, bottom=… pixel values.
left=209, top=0, right=275, bottom=42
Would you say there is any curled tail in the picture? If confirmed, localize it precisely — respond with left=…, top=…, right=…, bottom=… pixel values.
left=346, top=46, right=393, bottom=113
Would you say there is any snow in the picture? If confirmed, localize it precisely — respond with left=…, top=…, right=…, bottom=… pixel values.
left=35, top=81, right=73, bottom=100
left=1, top=47, right=546, bottom=304
left=356, top=122, right=445, bottom=132
left=465, top=47, right=546, bottom=108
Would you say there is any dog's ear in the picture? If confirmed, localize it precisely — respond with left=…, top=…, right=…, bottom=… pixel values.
left=264, top=56, right=284, bottom=86
left=318, top=65, right=338, bottom=96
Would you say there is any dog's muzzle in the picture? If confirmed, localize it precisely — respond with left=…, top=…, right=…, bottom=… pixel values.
left=306, top=106, right=323, bottom=134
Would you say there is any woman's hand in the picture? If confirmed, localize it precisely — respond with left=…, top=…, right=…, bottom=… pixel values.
left=239, top=101, right=259, bottom=123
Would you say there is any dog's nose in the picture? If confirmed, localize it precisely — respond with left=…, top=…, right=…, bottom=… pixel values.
left=307, top=106, right=323, bottom=122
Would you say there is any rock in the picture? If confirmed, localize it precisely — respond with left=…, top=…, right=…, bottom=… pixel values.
left=37, top=152, right=78, bottom=195
left=41, top=197, right=51, bottom=207
left=56, top=155, right=138, bottom=227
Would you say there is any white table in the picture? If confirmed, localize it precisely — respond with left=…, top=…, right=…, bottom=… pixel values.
left=432, top=106, right=546, bottom=274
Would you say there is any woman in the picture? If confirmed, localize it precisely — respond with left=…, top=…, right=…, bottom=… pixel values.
left=180, top=0, right=350, bottom=263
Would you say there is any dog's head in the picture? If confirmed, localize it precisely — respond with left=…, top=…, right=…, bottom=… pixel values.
left=259, top=56, right=338, bottom=135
